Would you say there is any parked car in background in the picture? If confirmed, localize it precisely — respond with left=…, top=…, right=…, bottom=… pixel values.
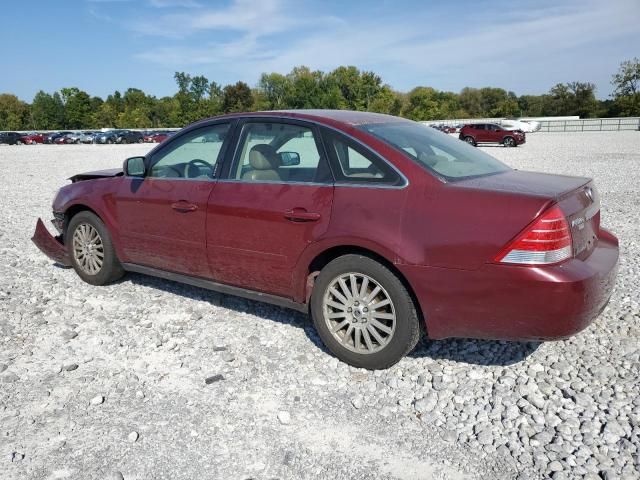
left=151, top=131, right=174, bottom=143
left=55, top=134, right=78, bottom=145
left=66, top=132, right=95, bottom=144
left=143, top=131, right=157, bottom=143
left=77, top=131, right=96, bottom=144
left=0, top=132, right=27, bottom=145
left=94, top=130, right=123, bottom=144
left=45, top=132, right=72, bottom=144
left=32, top=110, right=618, bottom=369
left=459, top=123, right=526, bottom=147
left=22, top=133, right=45, bottom=144
left=117, top=130, right=144, bottom=144
left=500, top=119, right=541, bottom=133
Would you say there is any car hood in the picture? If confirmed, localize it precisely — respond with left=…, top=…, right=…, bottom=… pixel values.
left=69, top=168, right=123, bottom=183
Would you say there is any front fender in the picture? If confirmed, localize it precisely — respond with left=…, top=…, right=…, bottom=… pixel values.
left=54, top=178, right=125, bottom=260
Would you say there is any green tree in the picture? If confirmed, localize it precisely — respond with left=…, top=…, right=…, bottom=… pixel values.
left=459, top=88, right=483, bottom=117
left=547, top=82, right=597, bottom=117
left=611, top=58, right=640, bottom=116
left=30, top=90, right=65, bottom=129
left=60, top=87, right=93, bottom=128
left=402, top=87, right=443, bottom=120
left=222, top=81, right=254, bottom=113
left=285, top=66, right=342, bottom=109
left=0, top=94, right=30, bottom=130
left=368, top=87, right=404, bottom=115
left=115, top=88, right=154, bottom=127
left=258, top=72, right=292, bottom=110
left=567, top=82, right=598, bottom=118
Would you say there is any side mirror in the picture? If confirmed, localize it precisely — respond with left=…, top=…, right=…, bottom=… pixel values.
left=279, top=151, right=300, bottom=166
left=124, top=156, right=146, bottom=177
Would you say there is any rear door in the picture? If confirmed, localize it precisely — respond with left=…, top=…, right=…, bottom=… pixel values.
left=206, top=119, right=334, bottom=298
left=488, top=124, right=503, bottom=142
left=475, top=124, right=489, bottom=142
left=115, top=122, right=232, bottom=277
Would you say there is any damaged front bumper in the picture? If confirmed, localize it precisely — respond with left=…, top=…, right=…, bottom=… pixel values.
left=31, top=218, right=71, bottom=266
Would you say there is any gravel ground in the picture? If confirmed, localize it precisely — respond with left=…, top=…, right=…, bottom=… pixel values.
left=0, top=132, right=639, bottom=480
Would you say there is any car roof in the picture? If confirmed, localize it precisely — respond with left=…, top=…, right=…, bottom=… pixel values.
left=200, top=109, right=410, bottom=128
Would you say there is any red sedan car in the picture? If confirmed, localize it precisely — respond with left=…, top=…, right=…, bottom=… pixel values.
left=459, top=123, right=526, bottom=147
left=21, top=133, right=45, bottom=144
left=32, top=110, right=618, bottom=369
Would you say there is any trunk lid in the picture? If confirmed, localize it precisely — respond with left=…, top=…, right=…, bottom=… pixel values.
left=456, top=170, right=600, bottom=260
left=557, top=180, right=600, bottom=260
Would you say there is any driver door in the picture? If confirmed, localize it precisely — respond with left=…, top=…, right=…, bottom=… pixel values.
left=115, top=122, right=232, bottom=277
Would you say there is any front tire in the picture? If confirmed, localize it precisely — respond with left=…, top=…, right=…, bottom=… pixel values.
left=310, top=254, right=420, bottom=370
left=67, top=211, right=124, bottom=286
left=503, top=136, right=516, bottom=147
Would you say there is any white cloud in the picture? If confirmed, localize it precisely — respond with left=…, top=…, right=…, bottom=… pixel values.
left=130, top=0, right=640, bottom=94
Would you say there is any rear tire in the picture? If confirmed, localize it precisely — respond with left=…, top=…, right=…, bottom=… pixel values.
left=310, top=254, right=421, bottom=370
left=67, top=211, right=125, bottom=286
left=463, top=136, right=476, bottom=146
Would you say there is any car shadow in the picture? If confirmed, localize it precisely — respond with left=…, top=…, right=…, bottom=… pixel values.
left=124, top=272, right=541, bottom=367
left=408, top=336, right=541, bottom=366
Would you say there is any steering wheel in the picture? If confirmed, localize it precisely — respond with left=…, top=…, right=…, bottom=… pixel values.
left=185, top=159, right=215, bottom=178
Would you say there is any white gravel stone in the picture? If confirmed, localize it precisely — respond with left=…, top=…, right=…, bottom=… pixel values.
left=90, top=395, right=105, bottom=406
left=127, top=431, right=139, bottom=443
left=277, top=411, right=291, bottom=425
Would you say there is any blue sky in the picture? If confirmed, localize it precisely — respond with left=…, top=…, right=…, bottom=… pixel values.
left=2, top=0, right=639, bottom=101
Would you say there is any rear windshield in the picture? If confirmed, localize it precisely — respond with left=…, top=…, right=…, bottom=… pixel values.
left=358, top=121, right=511, bottom=181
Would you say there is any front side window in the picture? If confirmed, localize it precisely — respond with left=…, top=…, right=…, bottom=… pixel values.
left=233, top=122, right=331, bottom=183
left=360, top=121, right=510, bottom=181
left=149, top=123, right=230, bottom=179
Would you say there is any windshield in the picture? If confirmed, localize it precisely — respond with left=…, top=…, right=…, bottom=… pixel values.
left=358, top=121, right=511, bottom=181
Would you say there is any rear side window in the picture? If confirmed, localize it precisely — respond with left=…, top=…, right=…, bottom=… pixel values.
left=360, top=121, right=510, bottom=181
left=323, top=130, right=403, bottom=186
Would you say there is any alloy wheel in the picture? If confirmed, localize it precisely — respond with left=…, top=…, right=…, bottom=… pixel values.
left=322, top=272, right=396, bottom=354
left=72, top=223, right=104, bottom=275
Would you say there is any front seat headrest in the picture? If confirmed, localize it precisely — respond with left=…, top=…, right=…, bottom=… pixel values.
left=249, top=144, right=281, bottom=170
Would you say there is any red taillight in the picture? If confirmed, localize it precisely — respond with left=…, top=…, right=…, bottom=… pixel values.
left=494, top=205, right=572, bottom=265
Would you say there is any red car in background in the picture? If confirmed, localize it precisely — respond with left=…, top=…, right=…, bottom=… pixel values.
left=32, top=110, right=618, bottom=369
left=21, top=133, right=45, bottom=144
left=459, top=123, right=526, bottom=147
left=151, top=132, right=174, bottom=143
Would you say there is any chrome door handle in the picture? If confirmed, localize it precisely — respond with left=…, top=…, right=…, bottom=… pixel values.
left=171, top=201, right=198, bottom=213
left=284, top=208, right=321, bottom=222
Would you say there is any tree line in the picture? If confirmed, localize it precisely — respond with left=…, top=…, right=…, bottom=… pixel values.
left=1, top=58, right=638, bottom=131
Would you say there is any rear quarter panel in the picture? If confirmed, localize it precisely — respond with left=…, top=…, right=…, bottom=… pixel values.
left=400, top=181, right=552, bottom=270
